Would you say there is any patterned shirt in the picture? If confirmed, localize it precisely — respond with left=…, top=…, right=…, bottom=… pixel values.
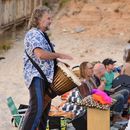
left=23, top=28, right=55, bottom=88
left=62, top=89, right=86, bottom=116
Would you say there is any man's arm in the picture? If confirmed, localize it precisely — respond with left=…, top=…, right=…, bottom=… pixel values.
left=98, top=81, right=106, bottom=90
left=34, top=48, right=73, bottom=60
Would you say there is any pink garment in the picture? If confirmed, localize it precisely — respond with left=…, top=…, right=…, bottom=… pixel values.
left=91, top=89, right=112, bottom=104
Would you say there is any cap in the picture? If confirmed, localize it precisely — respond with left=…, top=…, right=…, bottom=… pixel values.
left=102, top=58, right=116, bottom=66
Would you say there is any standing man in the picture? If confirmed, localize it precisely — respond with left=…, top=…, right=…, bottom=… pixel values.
left=22, top=6, right=72, bottom=130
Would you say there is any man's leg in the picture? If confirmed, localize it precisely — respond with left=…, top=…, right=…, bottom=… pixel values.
left=111, top=93, right=124, bottom=113
left=110, top=93, right=128, bottom=122
left=21, top=77, right=45, bottom=130
left=38, top=101, right=51, bottom=130
left=114, top=89, right=129, bottom=104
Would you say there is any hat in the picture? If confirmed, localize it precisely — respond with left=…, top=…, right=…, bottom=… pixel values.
left=102, top=58, right=116, bottom=66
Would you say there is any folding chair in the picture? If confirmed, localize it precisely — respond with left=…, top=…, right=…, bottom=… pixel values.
left=7, top=97, right=28, bottom=130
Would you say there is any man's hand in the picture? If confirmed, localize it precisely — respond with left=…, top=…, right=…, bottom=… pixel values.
left=110, top=88, right=115, bottom=93
left=34, top=48, right=73, bottom=60
left=58, top=53, right=73, bottom=60
left=98, top=81, right=105, bottom=90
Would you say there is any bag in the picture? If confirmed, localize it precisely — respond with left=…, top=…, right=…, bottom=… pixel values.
left=77, top=82, right=90, bottom=98
left=112, top=74, right=130, bottom=92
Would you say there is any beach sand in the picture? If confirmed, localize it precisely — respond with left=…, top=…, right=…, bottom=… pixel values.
left=1, top=0, right=130, bottom=129
left=0, top=31, right=126, bottom=130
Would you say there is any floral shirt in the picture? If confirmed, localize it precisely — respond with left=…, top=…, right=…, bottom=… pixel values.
left=23, top=28, right=55, bottom=88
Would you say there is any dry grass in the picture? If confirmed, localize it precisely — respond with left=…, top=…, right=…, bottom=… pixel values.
left=0, top=41, right=12, bottom=52
left=59, top=0, right=70, bottom=8
left=0, top=44, right=11, bottom=51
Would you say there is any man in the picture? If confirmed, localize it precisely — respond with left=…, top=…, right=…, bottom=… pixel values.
left=22, top=6, right=72, bottom=130
left=102, top=58, right=116, bottom=92
left=93, top=63, right=129, bottom=123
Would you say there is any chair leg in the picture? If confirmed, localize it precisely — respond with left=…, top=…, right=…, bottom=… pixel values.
left=18, top=116, right=24, bottom=130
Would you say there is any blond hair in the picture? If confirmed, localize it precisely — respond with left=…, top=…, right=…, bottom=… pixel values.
left=80, top=62, right=89, bottom=78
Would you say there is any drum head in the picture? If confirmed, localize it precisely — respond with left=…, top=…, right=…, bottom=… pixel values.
left=57, top=62, right=81, bottom=86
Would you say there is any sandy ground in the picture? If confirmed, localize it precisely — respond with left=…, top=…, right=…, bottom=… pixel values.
left=0, top=40, right=27, bottom=130
left=0, top=31, right=127, bottom=130
left=0, top=0, right=130, bottom=129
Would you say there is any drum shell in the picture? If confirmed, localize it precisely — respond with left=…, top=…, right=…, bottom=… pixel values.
left=50, top=67, right=77, bottom=95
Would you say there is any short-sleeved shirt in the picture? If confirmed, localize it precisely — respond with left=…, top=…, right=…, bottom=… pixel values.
left=23, top=28, right=55, bottom=88
left=104, top=71, right=114, bottom=91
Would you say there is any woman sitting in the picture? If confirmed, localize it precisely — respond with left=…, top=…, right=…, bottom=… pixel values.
left=61, top=61, right=105, bottom=130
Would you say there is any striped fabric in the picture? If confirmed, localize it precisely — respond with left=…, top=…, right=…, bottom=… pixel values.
left=62, top=89, right=86, bottom=116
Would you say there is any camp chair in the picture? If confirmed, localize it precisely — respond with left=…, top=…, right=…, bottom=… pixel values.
left=7, top=97, right=28, bottom=130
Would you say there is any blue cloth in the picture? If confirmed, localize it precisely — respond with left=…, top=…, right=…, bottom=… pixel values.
left=21, top=77, right=50, bottom=130
left=31, top=77, right=44, bottom=130
left=110, top=89, right=129, bottom=114
left=23, top=28, right=55, bottom=88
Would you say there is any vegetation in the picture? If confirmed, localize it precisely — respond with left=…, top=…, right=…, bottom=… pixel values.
left=42, top=0, right=70, bottom=10
left=43, top=0, right=50, bottom=7
left=0, top=42, right=12, bottom=51
left=59, top=0, right=70, bottom=8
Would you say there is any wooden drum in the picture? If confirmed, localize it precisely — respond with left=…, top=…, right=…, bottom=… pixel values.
left=50, top=62, right=81, bottom=95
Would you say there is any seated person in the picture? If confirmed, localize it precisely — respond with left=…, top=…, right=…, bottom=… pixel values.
left=120, top=46, right=130, bottom=93
left=122, top=43, right=130, bottom=76
left=61, top=61, right=105, bottom=130
left=62, top=88, right=86, bottom=130
left=62, top=89, right=85, bottom=116
left=78, top=61, right=105, bottom=97
left=102, top=58, right=116, bottom=93
left=93, top=63, right=129, bottom=123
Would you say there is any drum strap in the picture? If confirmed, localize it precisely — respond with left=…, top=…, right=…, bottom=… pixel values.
left=25, top=51, right=57, bottom=99
left=40, top=32, right=57, bottom=75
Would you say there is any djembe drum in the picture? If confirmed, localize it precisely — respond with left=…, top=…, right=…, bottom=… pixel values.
left=72, top=66, right=80, bottom=78
left=44, top=62, right=82, bottom=110
left=50, top=62, right=81, bottom=95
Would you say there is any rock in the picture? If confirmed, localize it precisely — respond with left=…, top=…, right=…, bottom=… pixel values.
left=119, top=32, right=124, bottom=36
left=62, top=28, right=69, bottom=33
left=0, top=57, right=5, bottom=60
left=74, top=26, right=86, bottom=33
